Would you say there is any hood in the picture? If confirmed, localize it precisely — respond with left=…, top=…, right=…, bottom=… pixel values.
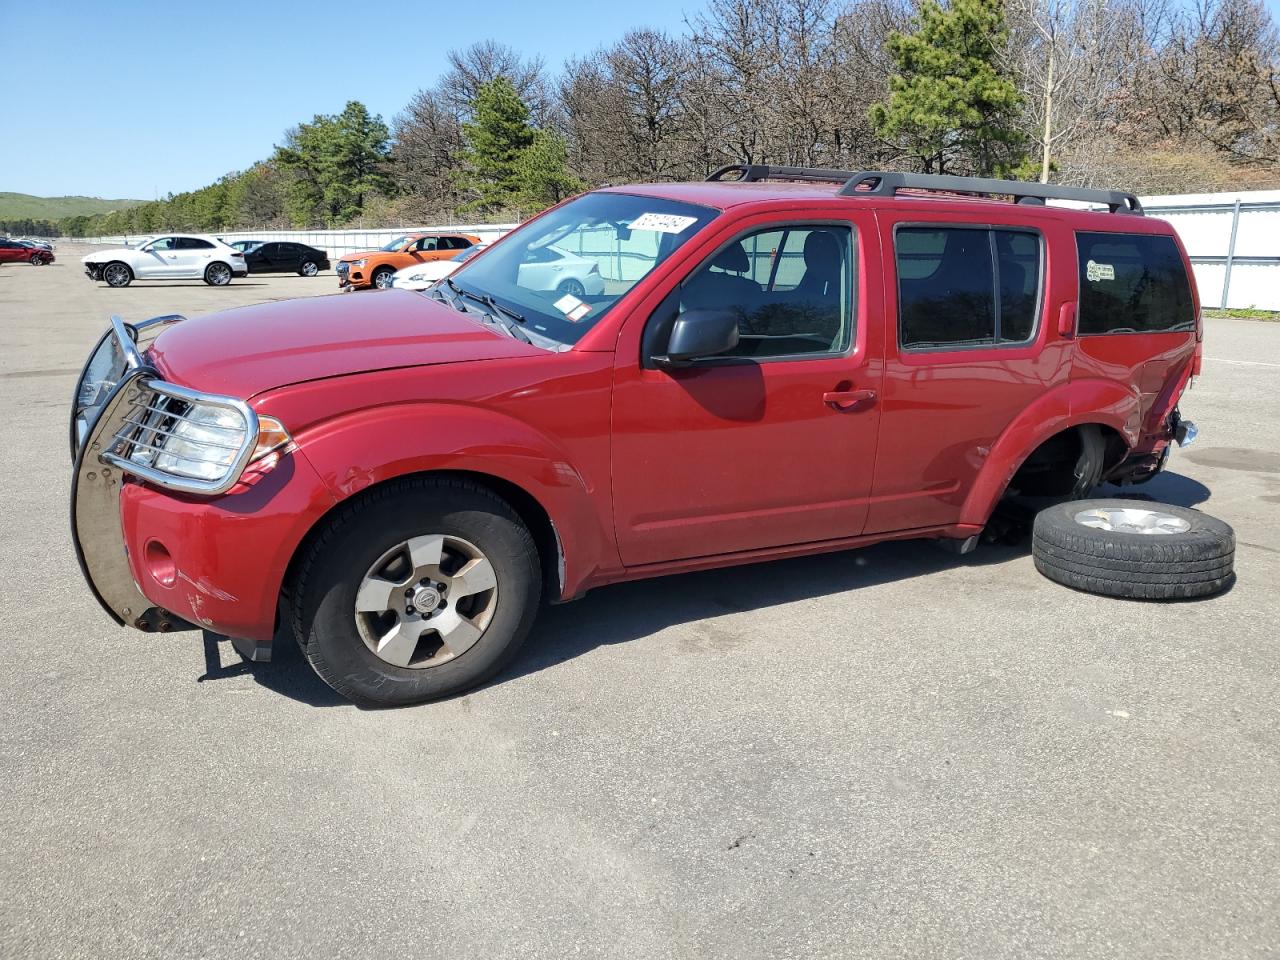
left=145, top=290, right=542, bottom=399
left=339, top=248, right=390, bottom=263
left=83, top=246, right=134, bottom=263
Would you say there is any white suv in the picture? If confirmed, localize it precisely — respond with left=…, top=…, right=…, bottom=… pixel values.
left=83, top=235, right=247, bottom=287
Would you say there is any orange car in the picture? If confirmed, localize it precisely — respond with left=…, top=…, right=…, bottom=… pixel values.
left=337, top=233, right=482, bottom=290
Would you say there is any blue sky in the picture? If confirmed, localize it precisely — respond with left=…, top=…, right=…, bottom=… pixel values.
left=3, top=0, right=1278, bottom=200
left=0, top=0, right=696, bottom=199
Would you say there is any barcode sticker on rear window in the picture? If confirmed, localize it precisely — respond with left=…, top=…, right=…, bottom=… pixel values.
left=1086, top=260, right=1116, bottom=281
left=630, top=213, right=699, bottom=234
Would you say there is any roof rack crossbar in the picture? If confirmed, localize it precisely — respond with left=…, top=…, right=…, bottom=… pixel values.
left=704, top=164, right=1143, bottom=214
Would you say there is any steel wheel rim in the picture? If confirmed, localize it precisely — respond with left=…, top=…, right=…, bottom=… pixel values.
left=1073, top=506, right=1191, bottom=535
left=302, top=261, right=318, bottom=276
left=354, top=533, right=498, bottom=669
left=105, top=264, right=129, bottom=286
left=209, top=263, right=231, bottom=285
left=374, top=270, right=393, bottom=289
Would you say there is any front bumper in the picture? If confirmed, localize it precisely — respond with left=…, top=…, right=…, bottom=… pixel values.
left=336, top=261, right=369, bottom=288
left=70, top=316, right=335, bottom=644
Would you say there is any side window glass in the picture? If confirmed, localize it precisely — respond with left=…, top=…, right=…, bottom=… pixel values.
left=897, top=227, right=994, bottom=348
left=676, top=224, right=855, bottom=360
left=417, top=237, right=438, bottom=251
left=995, top=230, right=1040, bottom=343
left=150, top=237, right=176, bottom=251
left=1076, top=232, right=1195, bottom=334
left=896, top=226, right=1042, bottom=349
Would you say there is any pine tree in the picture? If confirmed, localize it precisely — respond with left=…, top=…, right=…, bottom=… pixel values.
left=515, top=129, right=583, bottom=210
left=456, top=77, right=537, bottom=212
left=870, top=0, right=1028, bottom=177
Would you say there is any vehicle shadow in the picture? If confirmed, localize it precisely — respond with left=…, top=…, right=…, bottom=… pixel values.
left=498, top=535, right=1027, bottom=690
left=1094, top=469, right=1211, bottom=508
left=204, top=471, right=1210, bottom=707
left=198, top=627, right=347, bottom=707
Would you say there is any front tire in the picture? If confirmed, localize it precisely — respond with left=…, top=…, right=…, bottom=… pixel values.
left=292, top=477, right=542, bottom=706
left=205, top=262, right=233, bottom=286
left=102, top=262, right=133, bottom=287
left=372, top=266, right=395, bottom=289
left=299, top=260, right=319, bottom=277
left=29, top=253, right=45, bottom=266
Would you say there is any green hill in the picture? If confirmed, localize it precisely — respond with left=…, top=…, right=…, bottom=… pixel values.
left=0, top=192, right=145, bottom=220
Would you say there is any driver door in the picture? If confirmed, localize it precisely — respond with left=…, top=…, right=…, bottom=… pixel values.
left=610, top=210, right=885, bottom=567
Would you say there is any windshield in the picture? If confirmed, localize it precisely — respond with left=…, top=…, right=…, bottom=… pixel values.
left=451, top=192, right=717, bottom=346
left=379, top=235, right=412, bottom=252
left=453, top=245, right=484, bottom=263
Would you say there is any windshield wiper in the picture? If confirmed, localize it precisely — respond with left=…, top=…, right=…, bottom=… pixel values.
left=450, top=283, right=532, bottom=343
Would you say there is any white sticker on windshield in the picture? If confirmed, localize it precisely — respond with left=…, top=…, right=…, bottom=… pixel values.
left=554, top=293, right=585, bottom=315
left=1086, top=260, right=1116, bottom=281
left=630, top=212, right=699, bottom=234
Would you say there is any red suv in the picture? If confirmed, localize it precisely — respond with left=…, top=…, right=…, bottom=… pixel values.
left=70, top=168, right=1202, bottom=706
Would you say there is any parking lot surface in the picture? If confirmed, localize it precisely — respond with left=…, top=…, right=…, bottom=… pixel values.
left=2, top=250, right=1278, bottom=959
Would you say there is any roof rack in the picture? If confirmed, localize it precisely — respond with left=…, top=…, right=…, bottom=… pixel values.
left=705, top=164, right=1143, bottom=214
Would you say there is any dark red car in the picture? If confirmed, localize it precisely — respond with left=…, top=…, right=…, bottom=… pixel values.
left=0, top=237, right=54, bottom=265
left=70, top=168, right=1202, bottom=706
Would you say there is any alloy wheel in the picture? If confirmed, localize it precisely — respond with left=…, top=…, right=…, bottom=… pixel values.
left=207, top=263, right=232, bottom=286
left=1072, top=506, right=1192, bottom=535
left=302, top=261, right=318, bottom=277
left=104, top=263, right=130, bottom=287
left=354, top=534, right=498, bottom=669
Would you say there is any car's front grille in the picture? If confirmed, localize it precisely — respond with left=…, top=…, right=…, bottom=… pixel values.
left=336, top=262, right=349, bottom=278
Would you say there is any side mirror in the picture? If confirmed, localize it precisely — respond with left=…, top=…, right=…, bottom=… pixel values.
left=656, top=309, right=740, bottom=368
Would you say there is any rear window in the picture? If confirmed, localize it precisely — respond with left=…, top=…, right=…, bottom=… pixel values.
left=1076, top=232, right=1195, bottom=335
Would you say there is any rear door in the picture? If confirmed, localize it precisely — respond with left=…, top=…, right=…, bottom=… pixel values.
left=172, top=237, right=214, bottom=277
left=865, top=213, right=1069, bottom=534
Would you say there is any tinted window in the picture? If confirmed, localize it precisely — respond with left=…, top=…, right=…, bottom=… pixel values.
left=665, top=224, right=855, bottom=360
left=896, top=226, right=1042, bottom=348
left=996, top=230, right=1040, bottom=342
left=1076, top=232, right=1195, bottom=335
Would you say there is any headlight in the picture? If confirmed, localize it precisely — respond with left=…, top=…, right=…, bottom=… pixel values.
left=408, top=273, right=427, bottom=281
left=112, top=384, right=293, bottom=494
left=351, top=258, right=367, bottom=268
left=149, top=403, right=248, bottom=481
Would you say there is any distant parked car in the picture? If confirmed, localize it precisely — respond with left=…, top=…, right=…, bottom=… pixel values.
left=243, top=241, right=331, bottom=277
left=337, top=233, right=481, bottom=290
left=390, top=244, right=488, bottom=290
left=516, top=245, right=605, bottom=297
left=82, top=234, right=246, bottom=287
left=18, top=238, right=54, bottom=250
left=0, top=237, right=54, bottom=265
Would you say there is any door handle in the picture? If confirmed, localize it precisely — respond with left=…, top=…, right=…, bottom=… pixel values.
left=823, top=388, right=876, bottom=411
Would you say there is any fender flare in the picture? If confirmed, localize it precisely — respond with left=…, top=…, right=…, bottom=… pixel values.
left=291, top=402, right=620, bottom=598
left=959, top=378, right=1140, bottom=527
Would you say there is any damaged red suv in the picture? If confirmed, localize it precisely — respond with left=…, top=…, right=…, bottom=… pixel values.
left=70, top=168, right=1202, bottom=706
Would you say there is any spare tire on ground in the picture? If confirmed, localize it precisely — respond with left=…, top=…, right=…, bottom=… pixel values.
left=1032, top=499, right=1234, bottom=600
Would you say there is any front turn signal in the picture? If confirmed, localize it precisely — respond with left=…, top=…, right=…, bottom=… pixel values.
left=251, top=415, right=292, bottom=461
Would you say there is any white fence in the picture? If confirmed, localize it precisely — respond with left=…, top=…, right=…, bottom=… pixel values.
left=50, top=189, right=1280, bottom=310
left=63, top=224, right=518, bottom=258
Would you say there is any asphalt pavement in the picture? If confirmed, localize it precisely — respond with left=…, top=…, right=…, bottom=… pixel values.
left=1, top=248, right=1277, bottom=959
